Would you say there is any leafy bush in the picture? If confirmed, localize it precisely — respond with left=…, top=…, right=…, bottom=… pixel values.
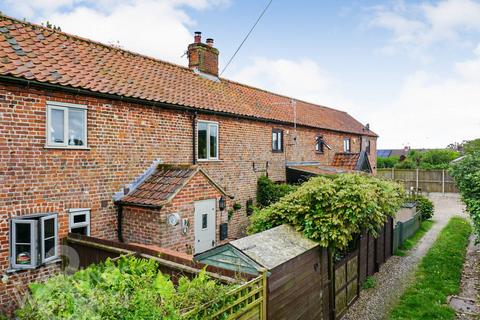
left=362, top=277, right=376, bottom=289
left=256, top=176, right=297, bottom=208
left=414, top=195, right=434, bottom=220
left=377, top=156, right=400, bottom=168
left=16, top=256, right=233, bottom=320
left=249, top=174, right=405, bottom=250
left=449, top=151, right=480, bottom=238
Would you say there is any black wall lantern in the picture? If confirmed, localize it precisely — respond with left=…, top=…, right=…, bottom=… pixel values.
left=219, top=196, right=226, bottom=211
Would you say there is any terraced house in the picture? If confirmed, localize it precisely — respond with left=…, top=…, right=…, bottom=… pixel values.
left=0, top=15, right=377, bottom=310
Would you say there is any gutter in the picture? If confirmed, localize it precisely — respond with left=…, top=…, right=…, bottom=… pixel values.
left=0, top=75, right=378, bottom=138
left=116, top=202, right=123, bottom=243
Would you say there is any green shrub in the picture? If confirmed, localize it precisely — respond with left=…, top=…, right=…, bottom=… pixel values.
left=16, top=256, right=233, bottom=320
left=256, top=176, right=297, bottom=208
left=449, top=151, right=480, bottom=238
left=249, top=174, right=405, bottom=250
left=362, top=277, right=376, bottom=289
left=377, top=156, right=400, bottom=168
left=414, top=195, right=434, bottom=220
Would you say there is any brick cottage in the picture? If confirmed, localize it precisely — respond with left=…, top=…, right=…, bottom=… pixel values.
left=0, top=15, right=377, bottom=311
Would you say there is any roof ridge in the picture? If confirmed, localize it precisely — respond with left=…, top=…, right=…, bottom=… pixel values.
left=1, top=14, right=350, bottom=116
left=0, top=13, right=196, bottom=74
left=222, top=77, right=349, bottom=114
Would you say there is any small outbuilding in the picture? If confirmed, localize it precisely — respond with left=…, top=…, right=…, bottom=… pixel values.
left=196, top=224, right=329, bottom=320
left=117, top=164, right=231, bottom=256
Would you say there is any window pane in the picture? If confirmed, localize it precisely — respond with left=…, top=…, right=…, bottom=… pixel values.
left=278, top=132, right=282, bottom=150
left=43, top=218, right=55, bottom=238
left=272, top=132, right=278, bottom=150
left=68, top=109, right=85, bottom=146
left=73, top=214, right=86, bottom=224
left=209, top=124, right=218, bottom=158
left=198, top=122, right=207, bottom=159
left=50, top=109, right=65, bottom=143
left=15, top=245, right=32, bottom=265
left=44, top=238, right=56, bottom=259
left=15, top=223, right=31, bottom=243
left=71, top=226, right=88, bottom=235
left=202, top=213, right=208, bottom=229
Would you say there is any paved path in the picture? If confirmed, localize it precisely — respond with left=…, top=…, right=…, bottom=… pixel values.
left=342, top=193, right=467, bottom=320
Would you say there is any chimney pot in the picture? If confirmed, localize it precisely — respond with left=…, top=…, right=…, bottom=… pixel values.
left=206, top=38, right=214, bottom=47
left=194, top=31, right=201, bottom=44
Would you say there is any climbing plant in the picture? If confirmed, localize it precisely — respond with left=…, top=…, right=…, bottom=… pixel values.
left=249, top=174, right=405, bottom=250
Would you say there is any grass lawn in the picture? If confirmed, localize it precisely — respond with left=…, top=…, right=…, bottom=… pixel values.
left=389, top=217, right=471, bottom=319
left=395, top=220, right=434, bottom=256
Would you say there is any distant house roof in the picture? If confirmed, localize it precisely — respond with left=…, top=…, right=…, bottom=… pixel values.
left=119, top=165, right=227, bottom=208
left=0, top=15, right=377, bottom=137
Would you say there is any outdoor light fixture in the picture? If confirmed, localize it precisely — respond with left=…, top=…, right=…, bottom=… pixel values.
left=219, top=196, right=226, bottom=211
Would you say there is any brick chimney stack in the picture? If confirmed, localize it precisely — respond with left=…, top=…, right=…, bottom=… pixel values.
left=188, top=32, right=219, bottom=77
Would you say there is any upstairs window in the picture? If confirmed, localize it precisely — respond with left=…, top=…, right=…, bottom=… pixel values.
left=69, top=209, right=91, bottom=236
left=272, top=129, right=283, bottom=152
left=343, top=138, right=351, bottom=153
left=198, top=121, right=219, bottom=160
left=10, top=214, right=58, bottom=270
left=366, top=140, right=371, bottom=154
left=315, top=136, right=324, bottom=153
left=46, top=101, right=87, bottom=148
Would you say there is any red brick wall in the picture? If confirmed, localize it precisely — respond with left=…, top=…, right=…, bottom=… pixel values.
left=122, top=172, right=226, bottom=255
left=0, top=81, right=376, bottom=312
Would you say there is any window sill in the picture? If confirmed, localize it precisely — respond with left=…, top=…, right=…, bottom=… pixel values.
left=197, top=159, right=222, bottom=163
left=6, top=258, right=61, bottom=274
left=315, top=151, right=324, bottom=155
left=44, top=145, right=91, bottom=150
left=272, top=150, right=284, bottom=153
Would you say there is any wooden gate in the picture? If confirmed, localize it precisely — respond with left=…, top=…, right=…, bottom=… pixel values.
left=333, top=250, right=359, bottom=319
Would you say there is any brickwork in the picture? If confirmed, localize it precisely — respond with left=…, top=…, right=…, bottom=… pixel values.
left=122, top=172, right=227, bottom=255
left=0, top=81, right=376, bottom=313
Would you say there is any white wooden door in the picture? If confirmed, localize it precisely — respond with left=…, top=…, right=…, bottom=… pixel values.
left=194, top=199, right=216, bottom=254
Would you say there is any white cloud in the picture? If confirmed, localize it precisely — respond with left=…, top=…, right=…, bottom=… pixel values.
left=368, top=46, right=480, bottom=148
left=5, top=0, right=230, bottom=64
left=369, top=0, right=480, bottom=57
left=230, top=57, right=353, bottom=112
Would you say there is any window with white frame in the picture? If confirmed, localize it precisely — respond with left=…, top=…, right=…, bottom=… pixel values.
left=197, top=121, right=219, bottom=160
left=69, top=209, right=90, bottom=236
left=343, top=138, right=351, bottom=153
left=10, top=213, right=58, bottom=269
left=272, top=129, right=283, bottom=152
left=46, top=101, right=87, bottom=148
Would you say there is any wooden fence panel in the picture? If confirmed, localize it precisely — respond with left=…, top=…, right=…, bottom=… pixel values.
left=377, top=169, right=458, bottom=193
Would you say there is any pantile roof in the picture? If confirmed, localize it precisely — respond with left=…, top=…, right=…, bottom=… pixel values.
left=331, top=153, right=361, bottom=170
left=119, top=165, right=226, bottom=207
left=0, top=15, right=377, bottom=137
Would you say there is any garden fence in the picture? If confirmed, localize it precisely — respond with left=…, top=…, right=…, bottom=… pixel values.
left=377, top=168, right=458, bottom=193
left=392, top=213, right=421, bottom=253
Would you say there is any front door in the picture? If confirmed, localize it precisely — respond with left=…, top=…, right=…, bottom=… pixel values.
left=194, top=199, right=216, bottom=254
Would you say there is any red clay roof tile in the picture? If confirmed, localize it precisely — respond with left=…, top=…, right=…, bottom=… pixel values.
left=0, top=15, right=377, bottom=137
left=331, top=153, right=361, bottom=170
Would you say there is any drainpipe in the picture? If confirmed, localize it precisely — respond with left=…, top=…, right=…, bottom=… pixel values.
left=192, top=111, right=198, bottom=164
left=116, top=202, right=124, bottom=243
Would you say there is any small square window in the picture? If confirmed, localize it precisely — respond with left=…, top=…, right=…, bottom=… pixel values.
left=46, top=102, right=87, bottom=148
left=272, top=129, right=283, bottom=152
left=69, top=209, right=91, bottom=236
left=315, top=136, right=324, bottom=153
left=366, top=140, right=371, bottom=154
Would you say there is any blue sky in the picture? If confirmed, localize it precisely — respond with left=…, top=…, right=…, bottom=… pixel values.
left=3, top=0, right=480, bottom=148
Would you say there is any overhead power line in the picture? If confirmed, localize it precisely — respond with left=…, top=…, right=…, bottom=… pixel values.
left=220, top=0, right=274, bottom=76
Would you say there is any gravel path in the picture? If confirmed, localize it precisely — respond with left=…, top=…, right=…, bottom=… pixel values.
left=342, top=193, right=467, bottom=320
